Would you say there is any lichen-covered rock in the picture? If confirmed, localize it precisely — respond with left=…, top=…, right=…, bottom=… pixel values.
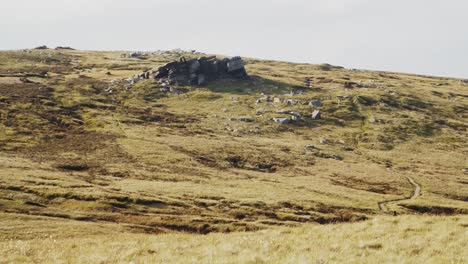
left=140, top=56, right=249, bottom=86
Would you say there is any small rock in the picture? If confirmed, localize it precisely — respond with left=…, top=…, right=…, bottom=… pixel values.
left=291, top=116, right=300, bottom=121
left=309, top=100, right=322, bottom=107
left=311, top=110, right=321, bottom=120
left=256, top=108, right=265, bottom=115
left=305, top=145, right=317, bottom=150
left=273, top=98, right=284, bottom=103
left=320, top=139, right=328, bottom=144
left=238, top=117, right=255, bottom=122
left=369, top=117, right=377, bottom=123
left=273, top=117, right=291, bottom=124
left=289, top=111, right=301, bottom=117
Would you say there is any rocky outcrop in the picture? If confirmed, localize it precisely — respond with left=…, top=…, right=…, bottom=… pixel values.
left=140, top=56, right=249, bottom=86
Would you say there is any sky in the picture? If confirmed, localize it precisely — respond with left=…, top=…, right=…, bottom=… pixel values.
left=1, top=0, right=467, bottom=78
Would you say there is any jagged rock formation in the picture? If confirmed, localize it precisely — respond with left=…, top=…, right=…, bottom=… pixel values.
left=138, top=56, right=248, bottom=86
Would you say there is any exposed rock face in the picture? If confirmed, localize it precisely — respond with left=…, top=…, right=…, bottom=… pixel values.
left=147, top=56, right=249, bottom=85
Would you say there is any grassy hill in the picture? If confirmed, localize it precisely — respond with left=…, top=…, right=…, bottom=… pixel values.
left=0, top=49, right=466, bottom=263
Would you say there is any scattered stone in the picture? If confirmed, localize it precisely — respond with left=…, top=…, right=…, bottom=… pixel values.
left=129, top=52, right=146, bottom=58
left=273, top=98, right=284, bottom=103
left=55, top=46, right=74, bottom=50
left=320, top=139, right=328, bottom=144
left=305, top=145, right=317, bottom=150
left=238, top=117, right=254, bottom=122
left=311, top=110, right=321, bottom=120
left=286, top=99, right=298, bottom=105
left=288, top=111, right=301, bottom=117
left=255, top=99, right=262, bottom=104
left=230, top=117, right=254, bottom=122
left=291, top=116, right=300, bottom=121
left=273, top=117, right=292, bottom=124
left=314, top=151, right=343, bottom=161
left=308, top=100, right=322, bottom=107
left=463, top=168, right=468, bottom=173
left=256, top=108, right=265, bottom=115
left=276, top=110, right=301, bottom=117
left=368, top=117, right=385, bottom=124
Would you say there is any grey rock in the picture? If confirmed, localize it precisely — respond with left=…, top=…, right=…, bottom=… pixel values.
left=230, top=117, right=255, bottom=122
left=289, top=111, right=301, bottom=117
left=309, top=100, right=322, bottom=107
left=273, top=117, right=292, bottom=124
left=238, top=117, right=255, bottom=122
left=291, top=116, right=300, bottom=121
left=305, top=145, right=317, bottom=150
left=311, top=110, right=321, bottom=120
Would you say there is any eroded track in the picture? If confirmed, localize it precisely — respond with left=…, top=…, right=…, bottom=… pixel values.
left=378, top=176, right=421, bottom=213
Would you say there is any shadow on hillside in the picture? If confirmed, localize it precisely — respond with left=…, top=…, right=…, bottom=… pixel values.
left=203, top=75, right=307, bottom=95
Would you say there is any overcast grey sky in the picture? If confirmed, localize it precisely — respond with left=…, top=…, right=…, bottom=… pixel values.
left=1, top=0, right=467, bottom=78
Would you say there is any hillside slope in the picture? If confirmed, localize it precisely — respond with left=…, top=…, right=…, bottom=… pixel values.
left=0, top=49, right=467, bottom=261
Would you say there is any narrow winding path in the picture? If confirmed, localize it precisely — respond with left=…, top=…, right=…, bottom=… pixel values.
left=378, top=176, right=421, bottom=213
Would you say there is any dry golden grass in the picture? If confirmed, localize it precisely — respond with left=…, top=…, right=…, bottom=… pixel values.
left=0, top=49, right=466, bottom=262
left=0, top=213, right=466, bottom=263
